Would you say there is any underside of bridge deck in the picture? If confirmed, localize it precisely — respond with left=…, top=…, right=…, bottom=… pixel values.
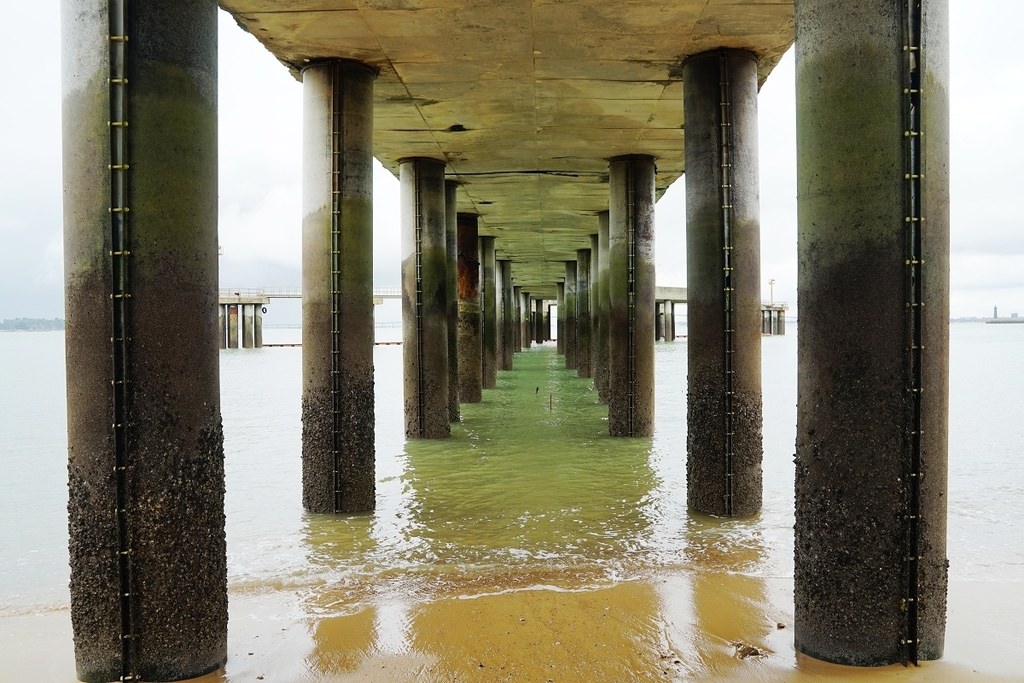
left=219, top=0, right=794, bottom=296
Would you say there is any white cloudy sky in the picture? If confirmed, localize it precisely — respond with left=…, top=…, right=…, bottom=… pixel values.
left=1, top=1, right=1020, bottom=320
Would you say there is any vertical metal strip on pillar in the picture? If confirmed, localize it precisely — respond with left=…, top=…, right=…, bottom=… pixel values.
left=900, top=0, right=925, bottom=665
left=108, top=1, right=137, bottom=679
left=625, top=165, right=637, bottom=435
left=414, top=165, right=426, bottom=434
left=718, top=51, right=737, bottom=517
left=329, top=64, right=345, bottom=513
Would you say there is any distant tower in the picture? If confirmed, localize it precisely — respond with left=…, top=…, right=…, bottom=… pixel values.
left=994, top=305, right=999, bottom=319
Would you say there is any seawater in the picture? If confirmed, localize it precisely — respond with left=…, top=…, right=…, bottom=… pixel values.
left=2, top=323, right=1023, bottom=678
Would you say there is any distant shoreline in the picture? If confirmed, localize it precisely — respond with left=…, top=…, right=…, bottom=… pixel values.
left=0, top=318, right=64, bottom=332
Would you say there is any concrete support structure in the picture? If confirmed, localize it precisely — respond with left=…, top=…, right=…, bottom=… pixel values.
left=500, top=261, right=514, bottom=369
left=607, top=156, right=655, bottom=436
left=227, top=306, right=239, bottom=349
left=794, top=1, right=949, bottom=666
left=655, top=301, right=665, bottom=341
left=682, top=50, right=762, bottom=516
left=563, top=261, right=578, bottom=370
left=595, top=212, right=611, bottom=403
left=456, top=214, right=482, bottom=403
left=445, top=181, right=460, bottom=422
left=589, top=233, right=600, bottom=380
left=514, top=286, right=526, bottom=351
left=480, top=237, right=497, bottom=389
left=576, top=248, right=592, bottom=378
left=665, top=301, right=676, bottom=341
left=62, top=2, right=226, bottom=679
left=556, top=282, right=566, bottom=355
left=401, top=157, right=449, bottom=438
left=534, top=298, right=545, bottom=345
left=545, top=304, right=554, bottom=342
left=302, top=61, right=377, bottom=513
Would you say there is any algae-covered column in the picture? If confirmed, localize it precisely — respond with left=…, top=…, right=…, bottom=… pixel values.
left=794, top=0, right=949, bottom=666
left=500, top=260, right=514, bottom=369
left=62, top=2, right=226, bottom=679
left=556, top=281, right=566, bottom=355
left=576, top=248, right=592, bottom=378
left=589, top=233, right=601, bottom=381
left=445, top=181, right=460, bottom=422
left=514, top=285, right=526, bottom=350
left=564, top=261, right=578, bottom=369
left=302, top=60, right=377, bottom=514
left=683, top=50, right=762, bottom=516
left=534, top=298, right=545, bottom=344
left=607, top=156, right=655, bottom=436
left=480, top=236, right=497, bottom=388
left=401, top=157, right=449, bottom=438
left=595, top=212, right=611, bottom=402
left=457, top=213, right=482, bottom=403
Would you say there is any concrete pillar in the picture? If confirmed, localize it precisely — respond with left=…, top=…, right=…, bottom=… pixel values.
left=243, top=304, right=255, bottom=348
left=480, top=236, right=497, bottom=389
left=62, top=2, right=226, bottom=679
left=401, top=157, right=449, bottom=438
left=520, top=290, right=531, bottom=349
left=513, top=285, right=525, bottom=351
left=654, top=301, right=664, bottom=341
left=595, top=212, right=611, bottom=403
left=794, top=0, right=949, bottom=665
left=302, top=60, right=377, bottom=511
left=445, top=181, right=460, bottom=422
left=589, top=233, right=600, bottom=378
left=683, top=50, right=762, bottom=516
left=218, top=306, right=226, bottom=349
left=564, top=261, right=578, bottom=370
left=500, top=261, right=514, bottom=369
left=534, top=298, right=545, bottom=344
left=494, top=259, right=505, bottom=369
left=665, top=301, right=675, bottom=342
left=556, top=282, right=565, bottom=354
left=254, top=304, right=264, bottom=348
left=456, top=213, right=482, bottom=403
left=576, top=249, right=592, bottom=377
left=607, top=155, right=655, bottom=436
left=545, top=303, right=553, bottom=341
left=228, top=305, right=239, bottom=348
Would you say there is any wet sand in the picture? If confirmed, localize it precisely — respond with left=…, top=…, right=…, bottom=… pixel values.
left=3, top=573, right=1021, bottom=682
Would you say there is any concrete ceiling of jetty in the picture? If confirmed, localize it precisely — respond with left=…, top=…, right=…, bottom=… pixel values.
left=220, top=0, right=794, bottom=297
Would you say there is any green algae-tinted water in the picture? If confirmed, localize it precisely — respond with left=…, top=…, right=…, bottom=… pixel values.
left=295, top=341, right=782, bottom=615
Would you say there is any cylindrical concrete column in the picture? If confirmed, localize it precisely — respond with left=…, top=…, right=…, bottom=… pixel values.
left=654, top=301, right=664, bottom=341
left=500, top=261, right=514, bottom=369
left=665, top=301, right=675, bottom=342
left=607, top=155, right=656, bottom=436
left=480, top=236, right=497, bottom=389
left=218, top=306, right=226, bottom=350
left=62, top=2, right=226, bottom=679
left=302, top=60, right=377, bottom=512
left=589, top=233, right=600, bottom=379
left=794, top=0, right=949, bottom=666
left=254, top=304, right=264, bottom=348
left=520, top=289, right=531, bottom=349
left=534, top=298, right=545, bottom=344
left=243, top=304, right=255, bottom=348
left=401, top=157, right=449, bottom=438
left=545, top=303, right=553, bottom=341
left=564, top=261, right=578, bottom=370
left=228, top=305, right=239, bottom=348
left=683, top=50, right=762, bottom=516
left=513, top=285, right=525, bottom=351
left=576, top=249, right=592, bottom=378
left=457, top=213, right=482, bottom=403
left=556, top=282, right=565, bottom=354
left=445, top=181, right=460, bottom=422
left=595, top=213, right=611, bottom=402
